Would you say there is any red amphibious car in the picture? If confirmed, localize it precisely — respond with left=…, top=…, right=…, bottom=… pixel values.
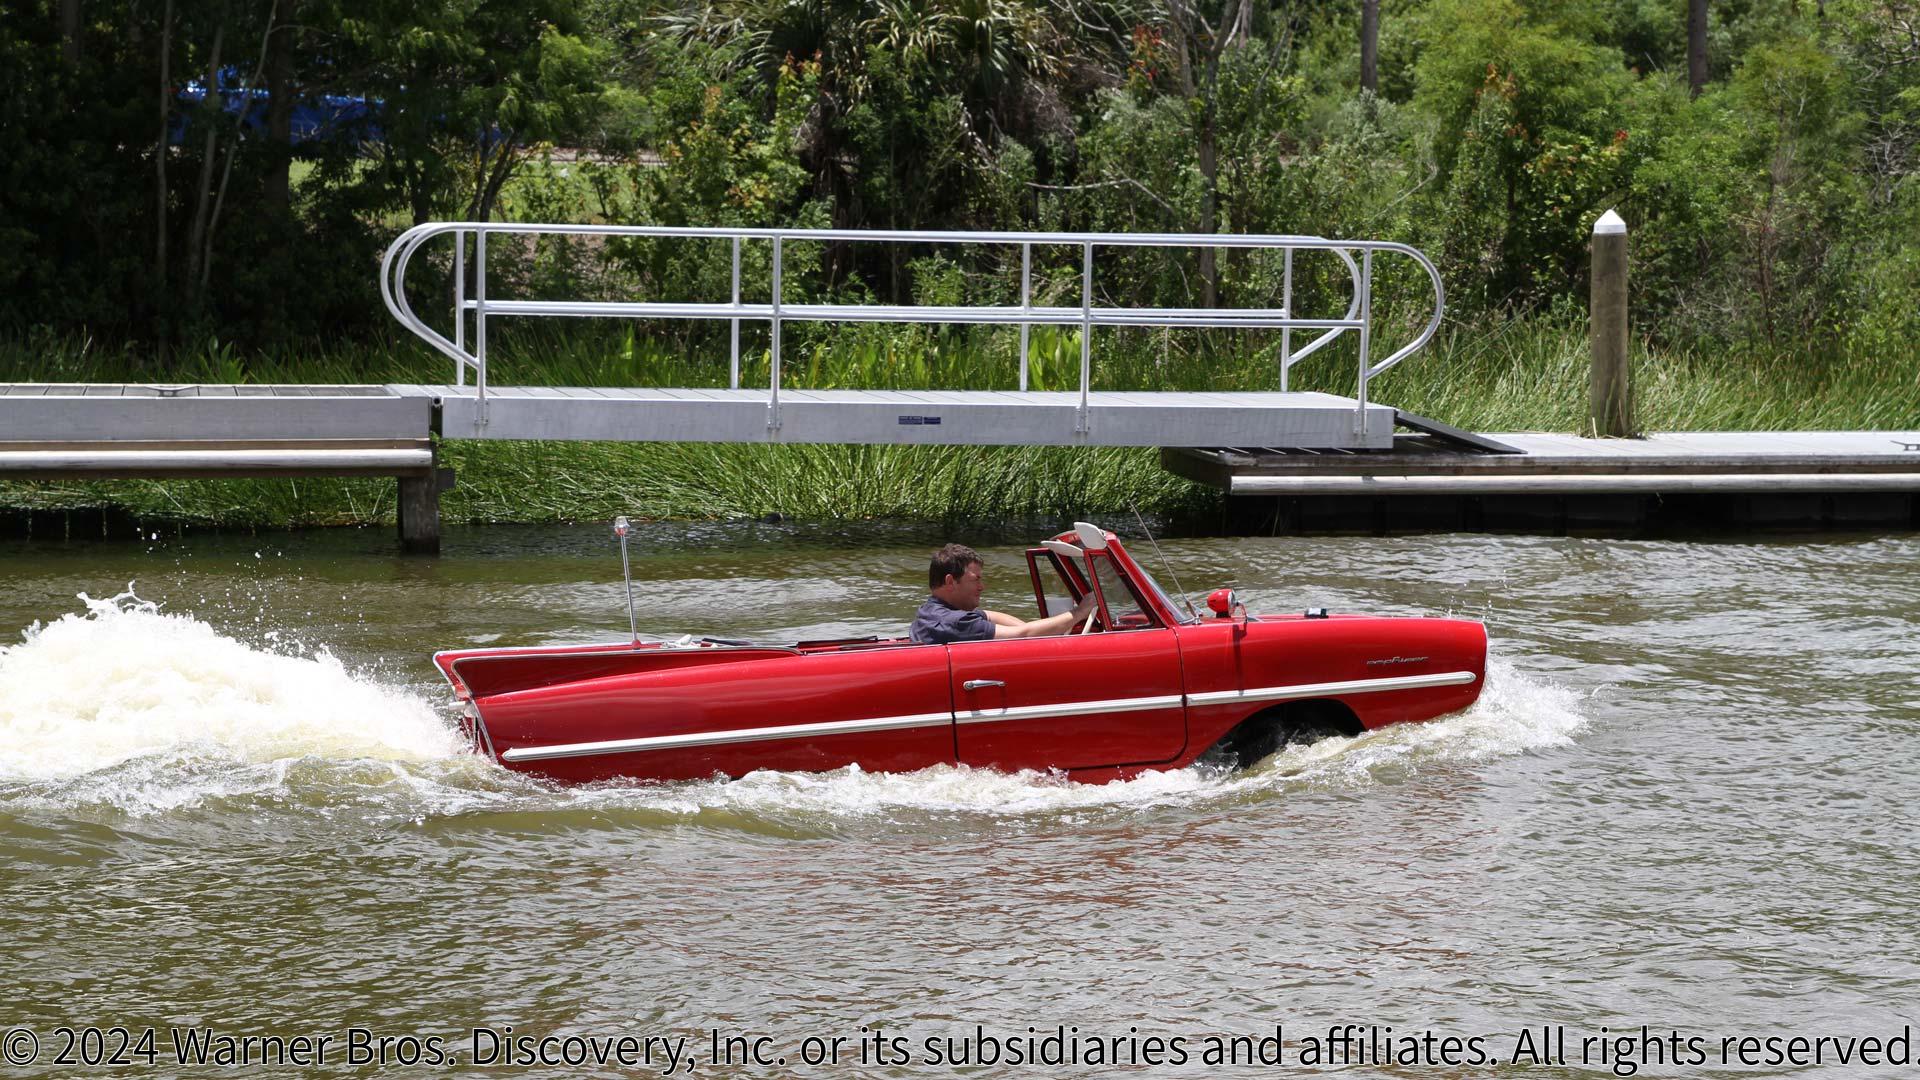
left=434, top=523, right=1487, bottom=784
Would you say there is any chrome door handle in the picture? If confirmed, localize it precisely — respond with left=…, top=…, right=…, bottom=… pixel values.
left=963, top=679, right=1006, bottom=690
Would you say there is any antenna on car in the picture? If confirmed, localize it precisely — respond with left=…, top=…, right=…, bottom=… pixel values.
left=613, top=516, right=638, bottom=645
left=1131, top=506, right=1200, bottom=622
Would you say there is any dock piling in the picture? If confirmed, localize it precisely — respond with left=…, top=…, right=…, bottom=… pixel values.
left=398, top=470, right=443, bottom=554
left=1590, top=209, right=1634, bottom=437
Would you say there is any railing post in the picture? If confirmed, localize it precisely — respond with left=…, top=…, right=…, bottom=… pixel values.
left=730, top=236, right=742, bottom=390
left=1589, top=209, right=1634, bottom=437
left=474, top=227, right=489, bottom=425
left=1354, top=247, right=1372, bottom=435
left=1019, top=242, right=1032, bottom=392
left=1078, top=241, right=1092, bottom=435
left=1279, top=246, right=1293, bottom=392
left=768, top=235, right=783, bottom=431
left=454, top=230, right=466, bottom=388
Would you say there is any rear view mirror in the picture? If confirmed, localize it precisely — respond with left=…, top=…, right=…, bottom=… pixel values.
left=1207, top=588, right=1247, bottom=629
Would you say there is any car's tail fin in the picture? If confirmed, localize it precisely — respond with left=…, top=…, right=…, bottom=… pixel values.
left=437, top=645, right=798, bottom=700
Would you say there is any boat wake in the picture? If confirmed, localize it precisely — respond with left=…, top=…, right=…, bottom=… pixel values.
left=584, top=653, right=1589, bottom=824
left=1, top=592, right=1588, bottom=824
left=0, top=588, right=462, bottom=805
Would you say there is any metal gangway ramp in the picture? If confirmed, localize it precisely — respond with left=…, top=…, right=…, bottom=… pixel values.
left=380, top=224, right=1445, bottom=450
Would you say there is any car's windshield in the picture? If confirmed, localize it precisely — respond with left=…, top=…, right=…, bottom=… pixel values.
left=1127, top=558, right=1199, bottom=625
left=1090, top=554, right=1149, bottom=625
left=1032, top=553, right=1080, bottom=618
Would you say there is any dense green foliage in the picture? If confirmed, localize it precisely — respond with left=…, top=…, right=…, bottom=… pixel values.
left=4, top=0, right=1916, bottom=359
left=2, top=0, right=1917, bottom=525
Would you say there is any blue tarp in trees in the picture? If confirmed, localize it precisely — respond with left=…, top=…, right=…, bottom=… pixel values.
left=172, top=69, right=382, bottom=146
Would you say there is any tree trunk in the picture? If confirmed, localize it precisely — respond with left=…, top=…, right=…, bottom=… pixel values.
left=1167, top=0, right=1196, bottom=97
left=1198, top=100, right=1218, bottom=308
left=1167, top=0, right=1240, bottom=308
left=155, top=0, right=173, bottom=307
left=409, top=159, right=435, bottom=226
left=184, top=19, right=226, bottom=308
left=198, top=2, right=279, bottom=299
left=465, top=136, right=520, bottom=224
left=1687, top=0, right=1708, bottom=98
left=61, top=0, right=81, bottom=63
left=1360, top=0, right=1379, bottom=93
left=264, top=4, right=294, bottom=216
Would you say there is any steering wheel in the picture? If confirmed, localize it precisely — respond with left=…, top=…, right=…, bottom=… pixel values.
left=1077, top=604, right=1100, bottom=634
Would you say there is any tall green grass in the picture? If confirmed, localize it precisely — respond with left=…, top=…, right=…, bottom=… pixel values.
left=0, top=443, right=1206, bottom=527
left=2, top=315, right=1913, bottom=528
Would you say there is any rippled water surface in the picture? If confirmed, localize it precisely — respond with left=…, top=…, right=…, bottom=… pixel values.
left=3, top=523, right=1917, bottom=1077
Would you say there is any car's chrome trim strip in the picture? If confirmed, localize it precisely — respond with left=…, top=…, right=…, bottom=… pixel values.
left=499, top=710, right=954, bottom=762
left=500, top=673, right=1476, bottom=762
left=1185, top=670, right=1478, bottom=707
left=955, top=694, right=1186, bottom=726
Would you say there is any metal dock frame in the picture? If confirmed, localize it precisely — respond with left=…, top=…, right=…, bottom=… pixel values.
left=380, top=225, right=1446, bottom=446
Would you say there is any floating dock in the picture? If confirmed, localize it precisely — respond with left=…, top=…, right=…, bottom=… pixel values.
left=1165, top=430, right=1920, bottom=534
left=0, top=385, right=450, bottom=551
left=1, top=384, right=1916, bottom=543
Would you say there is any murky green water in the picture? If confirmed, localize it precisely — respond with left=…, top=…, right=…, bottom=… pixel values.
left=3, top=523, right=1917, bottom=1077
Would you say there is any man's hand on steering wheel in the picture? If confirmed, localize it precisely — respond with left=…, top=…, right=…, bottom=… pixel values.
left=1070, top=591, right=1100, bottom=633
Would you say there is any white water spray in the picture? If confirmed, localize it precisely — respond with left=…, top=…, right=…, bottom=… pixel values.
left=0, top=586, right=461, bottom=784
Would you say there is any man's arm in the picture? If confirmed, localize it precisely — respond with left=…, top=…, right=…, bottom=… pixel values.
left=988, top=594, right=1098, bottom=639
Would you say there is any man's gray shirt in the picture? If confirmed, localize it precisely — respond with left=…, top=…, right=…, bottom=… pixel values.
left=909, top=595, right=995, bottom=644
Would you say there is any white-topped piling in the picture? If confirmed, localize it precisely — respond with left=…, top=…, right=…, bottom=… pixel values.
left=1589, top=209, right=1634, bottom=437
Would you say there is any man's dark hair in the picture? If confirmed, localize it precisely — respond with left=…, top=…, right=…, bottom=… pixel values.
left=929, top=543, right=981, bottom=589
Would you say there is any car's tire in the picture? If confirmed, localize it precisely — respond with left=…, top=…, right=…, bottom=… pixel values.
left=1201, top=699, right=1364, bottom=770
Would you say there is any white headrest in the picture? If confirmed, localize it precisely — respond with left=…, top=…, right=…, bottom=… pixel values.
left=1073, top=521, right=1109, bottom=551
left=1042, top=539, right=1084, bottom=560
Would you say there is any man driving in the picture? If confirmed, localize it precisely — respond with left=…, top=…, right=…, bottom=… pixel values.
left=909, top=543, right=1097, bottom=644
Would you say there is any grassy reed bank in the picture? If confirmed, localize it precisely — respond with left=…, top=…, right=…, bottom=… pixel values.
left=3, top=316, right=1913, bottom=529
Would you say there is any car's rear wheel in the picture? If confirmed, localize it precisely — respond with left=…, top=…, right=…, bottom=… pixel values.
left=1201, top=699, right=1364, bottom=770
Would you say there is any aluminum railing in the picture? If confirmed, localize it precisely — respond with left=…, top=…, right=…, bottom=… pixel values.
left=379, top=224, right=1445, bottom=432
